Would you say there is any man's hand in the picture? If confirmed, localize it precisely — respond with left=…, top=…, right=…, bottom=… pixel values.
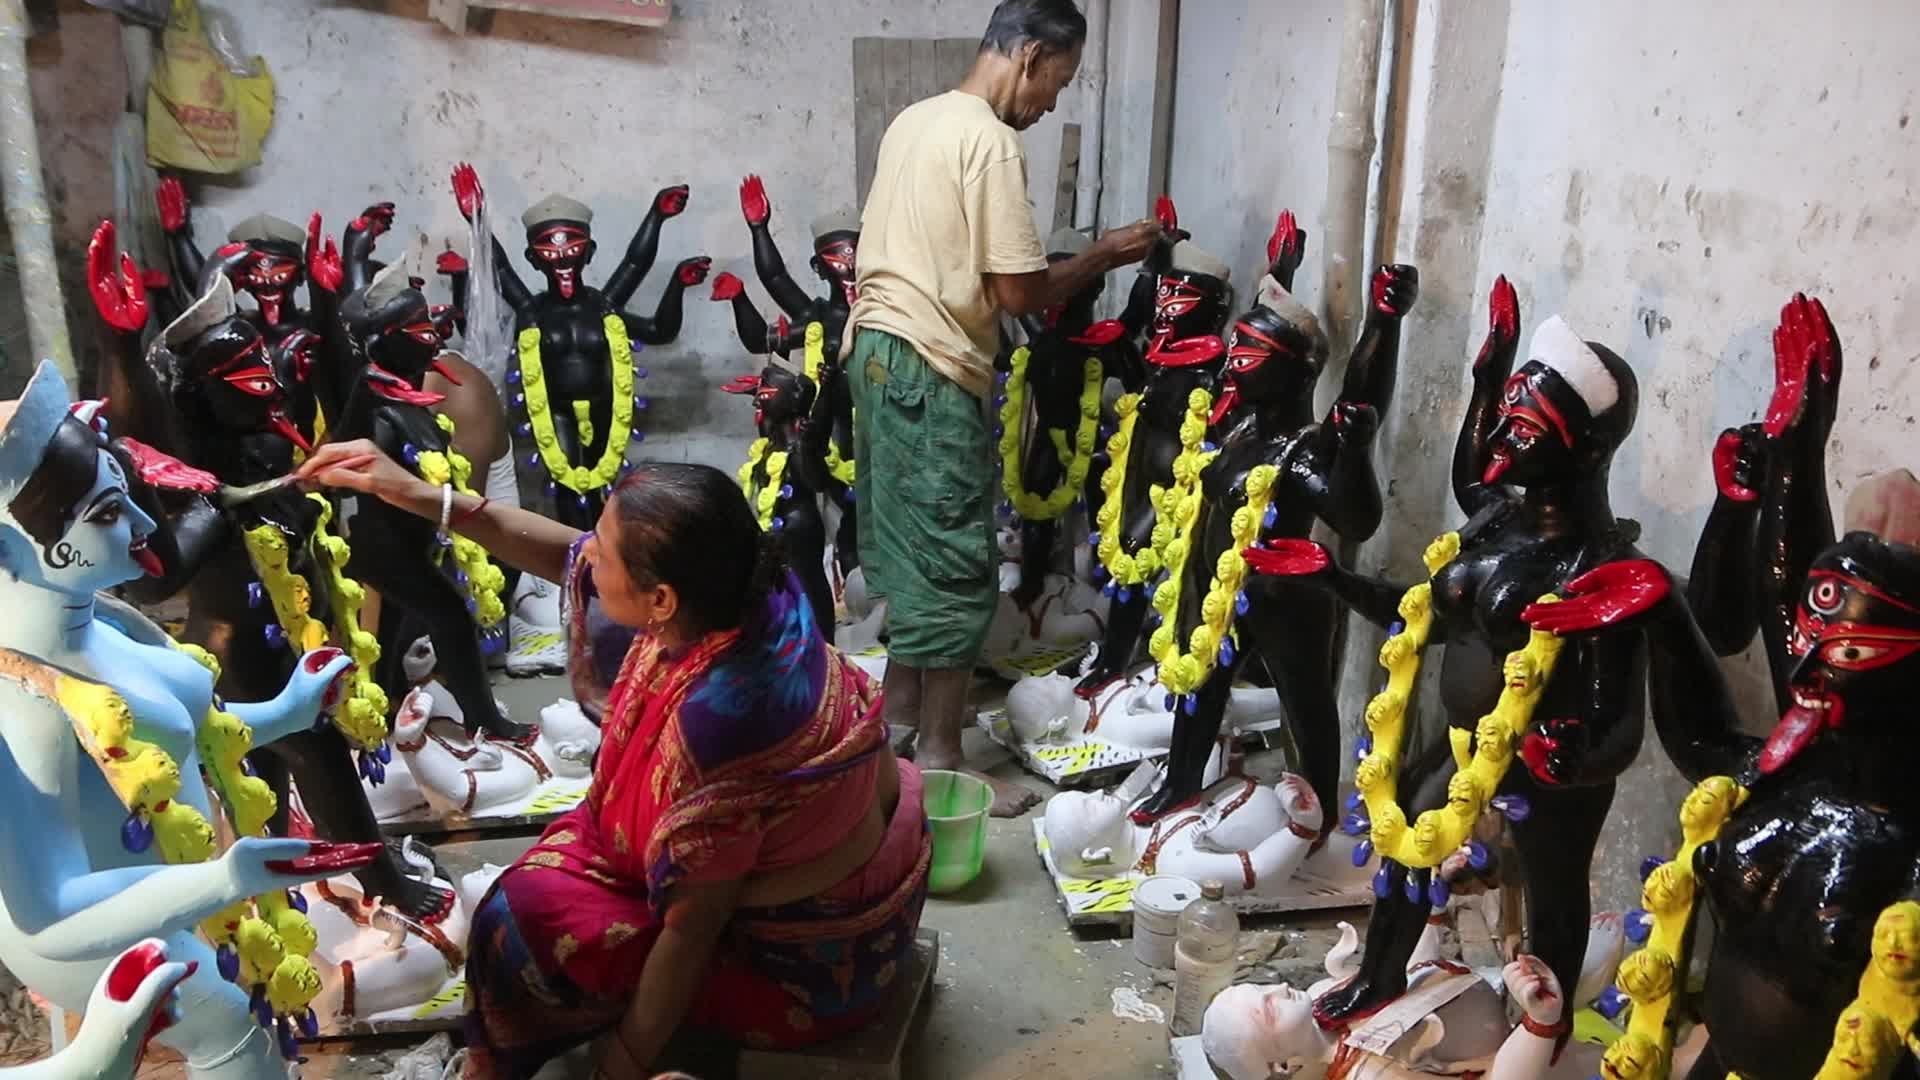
left=1095, top=219, right=1163, bottom=269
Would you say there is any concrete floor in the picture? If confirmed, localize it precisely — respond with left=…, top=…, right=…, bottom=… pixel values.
left=116, top=675, right=1353, bottom=1080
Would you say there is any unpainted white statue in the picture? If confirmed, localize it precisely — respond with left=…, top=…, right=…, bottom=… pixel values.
left=1044, top=766, right=1321, bottom=894
left=382, top=637, right=598, bottom=819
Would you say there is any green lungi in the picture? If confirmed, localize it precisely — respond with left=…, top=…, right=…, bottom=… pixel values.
left=846, top=328, right=997, bottom=670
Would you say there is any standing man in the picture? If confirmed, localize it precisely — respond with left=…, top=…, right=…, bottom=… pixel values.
left=847, top=0, right=1161, bottom=816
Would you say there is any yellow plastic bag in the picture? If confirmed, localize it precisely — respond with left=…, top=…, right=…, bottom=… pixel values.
left=145, top=0, right=274, bottom=174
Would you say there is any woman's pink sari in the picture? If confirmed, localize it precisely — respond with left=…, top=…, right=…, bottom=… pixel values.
left=463, top=568, right=929, bottom=1079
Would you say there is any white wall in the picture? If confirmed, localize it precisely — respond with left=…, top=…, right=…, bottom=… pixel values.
left=1170, top=0, right=1920, bottom=908
left=155, top=0, right=1086, bottom=468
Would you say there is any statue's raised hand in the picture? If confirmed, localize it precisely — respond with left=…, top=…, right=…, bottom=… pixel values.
left=655, top=184, right=691, bottom=219
left=710, top=271, right=745, bottom=301
left=155, top=175, right=189, bottom=235
left=1474, top=275, right=1519, bottom=375
left=306, top=213, right=342, bottom=294
left=451, top=163, right=485, bottom=222
left=676, top=256, right=713, bottom=287
left=436, top=249, right=468, bottom=276
left=739, top=174, right=770, bottom=226
left=1242, top=538, right=1334, bottom=580
left=350, top=202, right=396, bottom=240
left=87, top=221, right=148, bottom=332
left=1521, top=559, right=1671, bottom=636
left=1265, top=208, right=1307, bottom=286
left=1764, top=292, right=1841, bottom=438
left=1712, top=423, right=1768, bottom=503
left=224, top=837, right=382, bottom=899
left=1370, top=263, right=1419, bottom=318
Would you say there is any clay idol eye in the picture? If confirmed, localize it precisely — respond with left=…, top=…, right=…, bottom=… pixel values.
left=1808, top=578, right=1845, bottom=616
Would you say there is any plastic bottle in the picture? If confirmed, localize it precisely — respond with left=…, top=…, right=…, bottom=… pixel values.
left=1169, top=879, right=1239, bottom=1036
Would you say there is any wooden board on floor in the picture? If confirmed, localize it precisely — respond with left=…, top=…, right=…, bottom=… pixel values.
left=736, top=930, right=939, bottom=1080
left=1031, top=819, right=1375, bottom=932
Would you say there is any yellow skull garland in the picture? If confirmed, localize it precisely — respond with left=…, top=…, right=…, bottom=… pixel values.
left=517, top=313, right=637, bottom=494
left=801, top=322, right=857, bottom=487
left=1092, top=393, right=1155, bottom=587
left=0, top=647, right=324, bottom=1031
left=418, top=415, right=507, bottom=629
left=996, top=347, right=1103, bottom=523
left=1096, top=388, right=1215, bottom=592
left=239, top=492, right=387, bottom=751
left=1598, top=776, right=1747, bottom=1079
left=1147, top=455, right=1275, bottom=697
left=1817, top=902, right=1920, bottom=1077
left=1343, top=533, right=1566, bottom=870
left=738, top=437, right=791, bottom=532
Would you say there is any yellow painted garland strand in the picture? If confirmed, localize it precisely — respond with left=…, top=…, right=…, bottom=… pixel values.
left=737, top=437, right=790, bottom=532
left=517, top=313, right=636, bottom=494
left=1148, top=461, right=1274, bottom=696
left=1347, top=532, right=1566, bottom=868
left=801, top=322, right=857, bottom=487
left=239, top=493, right=387, bottom=750
left=1093, top=393, right=1154, bottom=586
left=1599, top=775, right=1746, bottom=1079
left=419, top=415, right=507, bottom=629
left=1098, top=386, right=1215, bottom=591
left=996, top=347, right=1103, bottom=523
left=1815, top=901, right=1920, bottom=1078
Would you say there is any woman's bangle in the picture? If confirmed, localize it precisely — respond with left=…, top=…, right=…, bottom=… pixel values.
left=436, top=483, right=454, bottom=538
left=452, top=495, right=491, bottom=530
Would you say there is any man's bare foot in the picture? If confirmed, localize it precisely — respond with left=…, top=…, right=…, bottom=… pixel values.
left=978, top=770, right=1042, bottom=818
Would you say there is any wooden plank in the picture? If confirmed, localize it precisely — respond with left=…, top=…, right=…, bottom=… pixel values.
left=427, top=0, right=469, bottom=32
left=879, top=38, right=913, bottom=147
left=935, top=37, right=978, bottom=89
left=907, top=38, right=939, bottom=109
left=1052, top=122, right=1082, bottom=234
left=466, top=0, right=669, bottom=26
left=852, top=37, right=887, bottom=206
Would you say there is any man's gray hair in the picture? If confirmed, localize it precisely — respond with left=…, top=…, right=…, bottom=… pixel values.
left=980, top=0, right=1088, bottom=57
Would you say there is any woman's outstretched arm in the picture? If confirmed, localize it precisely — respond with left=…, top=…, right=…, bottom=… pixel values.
left=294, top=439, right=580, bottom=583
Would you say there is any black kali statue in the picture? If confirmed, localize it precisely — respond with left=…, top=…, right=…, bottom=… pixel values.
left=712, top=174, right=862, bottom=580
left=1542, top=296, right=1920, bottom=1079
left=1130, top=221, right=1419, bottom=836
left=450, top=164, right=710, bottom=530
left=87, top=220, right=456, bottom=923
left=995, top=227, right=1147, bottom=610
left=1246, top=283, right=1657, bottom=1044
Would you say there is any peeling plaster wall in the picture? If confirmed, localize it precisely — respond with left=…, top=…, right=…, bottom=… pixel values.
left=165, top=0, right=1085, bottom=469
left=1172, top=0, right=1920, bottom=911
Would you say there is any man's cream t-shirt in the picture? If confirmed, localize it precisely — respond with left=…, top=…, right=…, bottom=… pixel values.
left=850, top=90, right=1049, bottom=398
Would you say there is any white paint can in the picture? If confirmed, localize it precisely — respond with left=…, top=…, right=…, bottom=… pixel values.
left=1132, top=875, right=1202, bottom=969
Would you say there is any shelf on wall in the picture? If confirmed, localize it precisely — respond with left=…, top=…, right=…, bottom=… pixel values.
left=427, top=0, right=670, bottom=34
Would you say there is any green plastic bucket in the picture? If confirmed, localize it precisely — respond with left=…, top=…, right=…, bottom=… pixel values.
left=921, top=769, right=991, bottom=893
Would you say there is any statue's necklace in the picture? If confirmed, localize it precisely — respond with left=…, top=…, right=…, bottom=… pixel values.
left=997, top=346, right=1103, bottom=523
left=514, top=313, right=640, bottom=496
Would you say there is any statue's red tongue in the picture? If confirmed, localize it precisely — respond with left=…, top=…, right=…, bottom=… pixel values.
left=1758, top=699, right=1837, bottom=774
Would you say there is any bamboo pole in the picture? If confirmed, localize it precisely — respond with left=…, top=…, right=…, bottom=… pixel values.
left=0, top=0, right=74, bottom=383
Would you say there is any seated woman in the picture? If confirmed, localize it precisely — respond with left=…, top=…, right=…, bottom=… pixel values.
left=295, top=442, right=931, bottom=1079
